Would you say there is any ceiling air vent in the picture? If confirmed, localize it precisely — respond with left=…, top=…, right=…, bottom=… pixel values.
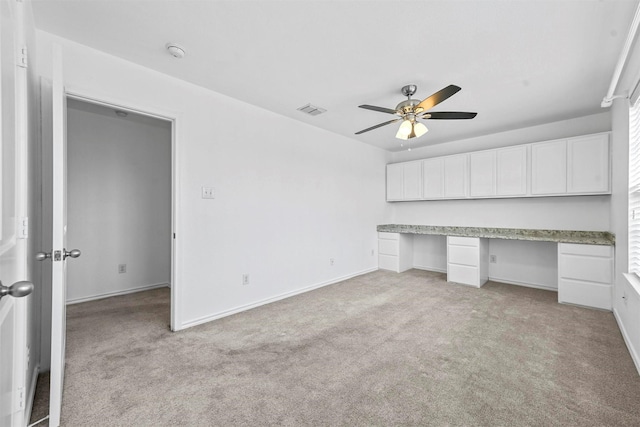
left=297, top=103, right=326, bottom=116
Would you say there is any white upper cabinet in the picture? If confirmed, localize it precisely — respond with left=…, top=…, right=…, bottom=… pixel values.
left=496, top=145, right=528, bottom=196
left=386, top=161, right=422, bottom=201
left=444, top=154, right=468, bottom=198
left=386, top=132, right=610, bottom=202
left=422, top=157, right=444, bottom=199
left=531, top=140, right=567, bottom=195
left=469, top=150, right=496, bottom=197
left=567, top=134, right=610, bottom=194
left=403, top=161, right=422, bottom=200
left=386, top=163, right=403, bottom=201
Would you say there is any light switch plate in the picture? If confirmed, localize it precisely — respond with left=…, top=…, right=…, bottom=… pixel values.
left=202, top=187, right=215, bottom=199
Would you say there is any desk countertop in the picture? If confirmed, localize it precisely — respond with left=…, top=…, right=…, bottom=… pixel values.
left=377, top=224, right=615, bottom=246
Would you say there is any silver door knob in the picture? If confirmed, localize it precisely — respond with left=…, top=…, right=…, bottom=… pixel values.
left=0, top=280, right=34, bottom=301
left=35, top=251, right=52, bottom=261
left=64, top=249, right=81, bottom=259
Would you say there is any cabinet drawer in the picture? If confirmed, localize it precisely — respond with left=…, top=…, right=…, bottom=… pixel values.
left=378, top=232, right=399, bottom=240
left=559, top=255, right=612, bottom=284
left=379, top=254, right=399, bottom=271
left=448, top=236, right=479, bottom=247
left=559, top=243, right=612, bottom=258
left=448, top=264, right=480, bottom=286
left=558, top=279, right=612, bottom=310
left=448, top=245, right=479, bottom=267
left=379, top=239, right=399, bottom=256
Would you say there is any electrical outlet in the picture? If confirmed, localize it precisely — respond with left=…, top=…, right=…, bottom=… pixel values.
left=118, top=264, right=127, bottom=274
left=330, top=258, right=335, bottom=266
left=201, top=186, right=215, bottom=199
left=242, top=274, right=250, bottom=285
left=490, top=255, right=497, bottom=264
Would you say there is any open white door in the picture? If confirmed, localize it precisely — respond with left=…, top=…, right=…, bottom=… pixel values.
left=47, top=43, right=80, bottom=427
left=0, top=0, right=33, bottom=425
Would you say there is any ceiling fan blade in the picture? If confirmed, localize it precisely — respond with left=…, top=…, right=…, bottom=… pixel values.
left=355, top=118, right=402, bottom=135
left=415, top=85, right=461, bottom=113
left=358, top=104, right=398, bottom=115
left=423, top=111, right=477, bottom=120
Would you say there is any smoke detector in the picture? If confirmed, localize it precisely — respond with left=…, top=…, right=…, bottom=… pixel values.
left=166, top=43, right=185, bottom=59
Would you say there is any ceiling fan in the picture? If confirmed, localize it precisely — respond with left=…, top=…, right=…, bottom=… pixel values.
left=355, top=84, right=477, bottom=141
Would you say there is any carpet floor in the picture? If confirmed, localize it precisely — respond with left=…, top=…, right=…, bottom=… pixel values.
left=33, top=269, right=640, bottom=426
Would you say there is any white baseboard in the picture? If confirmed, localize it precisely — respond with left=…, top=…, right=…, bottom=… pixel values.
left=180, top=268, right=378, bottom=330
left=413, top=265, right=447, bottom=273
left=25, top=364, right=39, bottom=425
left=614, top=308, right=640, bottom=376
left=487, top=275, right=558, bottom=292
left=66, top=282, right=170, bottom=305
left=412, top=267, right=557, bottom=291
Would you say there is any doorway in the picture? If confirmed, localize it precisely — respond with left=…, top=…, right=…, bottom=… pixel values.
left=65, top=98, right=173, bottom=307
left=30, top=93, right=178, bottom=426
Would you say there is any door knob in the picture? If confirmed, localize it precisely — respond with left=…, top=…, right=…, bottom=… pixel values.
left=0, top=280, right=34, bottom=301
left=64, top=249, right=81, bottom=259
left=35, top=251, right=52, bottom=261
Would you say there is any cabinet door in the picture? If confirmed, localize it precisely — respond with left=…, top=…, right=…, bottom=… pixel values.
left=469, top=150, right=496, bottom=197
left=567, top=134, right=610, bottom=194
left=531, top=140, right=567, bottom=195
left=403, top=161, right=422, bottom=200
left=422, top=158, right=444, bottom=199
left=496, top=145, right=528, bottom=196
left=444, top=154, right=468, bottom=198
left=386, top=163, right=403, bottom=201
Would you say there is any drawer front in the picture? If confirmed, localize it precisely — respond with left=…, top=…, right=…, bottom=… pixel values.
left=447, top=264, right=480, bottom=287
left=379, top=239, right=399, bottom=256
left=379, top=254, right=399, bottom=272
left=448, top=236, right=479, bottom=247
left=558, top=279, right=612, bottom=310
left=559, top=255, right=612, bottom=284
left=378, top=232, right=399, bottom=240
left=559, top=243, right=612, bottom=257
left=448, top=245, right=479, bottom=267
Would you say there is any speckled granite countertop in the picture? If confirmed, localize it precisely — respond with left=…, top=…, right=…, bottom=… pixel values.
left=377, top=225, right=615, bottom=246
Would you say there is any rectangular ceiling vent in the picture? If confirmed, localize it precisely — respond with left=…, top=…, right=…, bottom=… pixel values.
left=297, top=103, right=327, bottom=116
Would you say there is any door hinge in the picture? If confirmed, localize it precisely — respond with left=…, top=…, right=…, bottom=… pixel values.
left=16, top=387, right=25, bottom=410
left=54, top=250, right=62, bottom=261
left=18, top=216, right=28, bottom=239
left=17, top=46, right=27, bottom=68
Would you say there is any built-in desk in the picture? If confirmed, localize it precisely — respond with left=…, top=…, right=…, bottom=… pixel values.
left=377, top=225, right=615, bottom=310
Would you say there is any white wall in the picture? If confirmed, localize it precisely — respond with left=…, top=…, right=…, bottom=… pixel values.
left=36, top=31, right=391, bottom=329
left=388, top=113, right=612, bottom=288
left=66, top=100, right=172, bottom=303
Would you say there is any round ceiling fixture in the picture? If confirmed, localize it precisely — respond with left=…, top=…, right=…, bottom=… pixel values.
left=166, top=43, right=185, bottom=59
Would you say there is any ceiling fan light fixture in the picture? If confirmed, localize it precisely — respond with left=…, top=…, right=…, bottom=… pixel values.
left=396, top=119, right=413, bottom=139
left=414, top=122, right=428, bottom=138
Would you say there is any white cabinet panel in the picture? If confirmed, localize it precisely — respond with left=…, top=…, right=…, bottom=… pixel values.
left=469, top=150, right=496, bottom=197
left=444, top=154, right=468, bottom=198
left=422, top=158, right=444, bottom=199
left=447, top=236, right=489, bottom=287
left=386, top=163, right=403, bottom=201
left=378, top=233, right=413, bottom=273
left=567, top=134, right=610, bottom=194
left=531, top=140, right=567, bottom=195
left=403, top=161, right=422, bottom=200
left=497, top=145, right=528, bottom=196
left=558, top=243, right=613, bottom=310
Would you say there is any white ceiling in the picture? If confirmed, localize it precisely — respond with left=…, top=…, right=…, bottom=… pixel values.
left=32, top=0, right=639, bottom=152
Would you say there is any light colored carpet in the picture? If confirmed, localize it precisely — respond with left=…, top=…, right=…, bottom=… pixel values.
left=36, top=270, right=640, bottom=426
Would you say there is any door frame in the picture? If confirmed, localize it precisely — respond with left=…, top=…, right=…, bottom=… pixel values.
left=63, top=88, right=182, bottom=330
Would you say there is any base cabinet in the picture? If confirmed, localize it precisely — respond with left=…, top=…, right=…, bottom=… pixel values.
left=447, top=236, right=489, bottom=288
left=378, top=232, right=413, bottom=273
left=558, top=243, right=613, bottom=310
